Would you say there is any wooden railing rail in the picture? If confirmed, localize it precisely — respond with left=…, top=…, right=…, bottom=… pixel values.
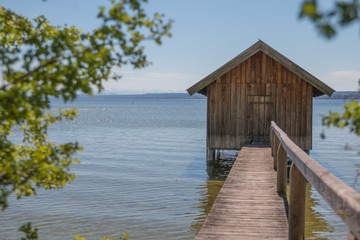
left=270, top=121, right=360, bottom=240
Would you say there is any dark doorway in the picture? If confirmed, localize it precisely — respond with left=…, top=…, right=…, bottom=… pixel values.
left=247, top=95, right=272, bottom=144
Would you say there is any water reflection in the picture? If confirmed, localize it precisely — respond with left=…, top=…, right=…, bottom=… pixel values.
left=304, top=183, right=334, bottom=239
left=190, top=153, right=234, bottom=234
left=190, top=179, right=224, bottom=234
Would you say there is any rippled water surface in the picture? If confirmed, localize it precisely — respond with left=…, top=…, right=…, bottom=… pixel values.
left=0, top=96, right=359, bottom=239
left=306, top=99, right=359, bottom=240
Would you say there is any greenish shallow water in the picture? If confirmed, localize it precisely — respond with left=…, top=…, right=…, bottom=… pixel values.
left=0, top=96, right=358, bottom=239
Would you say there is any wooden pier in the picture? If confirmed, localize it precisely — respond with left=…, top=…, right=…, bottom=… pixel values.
left=196, top=146, right=288, bottom=240
left=196, top=122, right=360, bottom=240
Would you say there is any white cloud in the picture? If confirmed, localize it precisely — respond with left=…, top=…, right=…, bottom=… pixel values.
left=321, top=70, right=360, bottom=91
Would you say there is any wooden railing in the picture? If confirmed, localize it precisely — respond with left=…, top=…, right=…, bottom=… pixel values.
left=270, top=121, right=360, bottom=240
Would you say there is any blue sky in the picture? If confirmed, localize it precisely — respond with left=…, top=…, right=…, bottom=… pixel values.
left=3, top=0, right=360, bottom=94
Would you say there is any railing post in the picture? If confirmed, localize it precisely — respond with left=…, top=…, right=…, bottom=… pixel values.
left=347, top=231, right=358, bottom=240
left=289, top=163, right=306, bottom=240
left=274, top=135, right=279, bottom=170
left=270, top=127, right=274, bottom=156
left=277, top=144, right=287, bottom=194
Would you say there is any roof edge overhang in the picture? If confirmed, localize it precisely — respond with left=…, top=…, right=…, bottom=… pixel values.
left=186, top=40, right=335, bottom=97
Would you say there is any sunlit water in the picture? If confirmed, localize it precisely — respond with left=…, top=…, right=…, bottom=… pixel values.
left=307, top=99, right=359, bottom=240
left=0, top=96, right=358, bottom=239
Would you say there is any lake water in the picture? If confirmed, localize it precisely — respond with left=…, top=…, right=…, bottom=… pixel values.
left=0, top=96, right=359, bottom=240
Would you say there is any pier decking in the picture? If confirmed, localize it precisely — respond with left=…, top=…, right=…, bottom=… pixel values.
left=197, top=122, right=360, bottom=239
left=197, top=146, right=288, bottom=240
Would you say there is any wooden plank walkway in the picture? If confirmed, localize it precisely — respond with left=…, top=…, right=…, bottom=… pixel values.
left=197, top=146, right=289, bottom=240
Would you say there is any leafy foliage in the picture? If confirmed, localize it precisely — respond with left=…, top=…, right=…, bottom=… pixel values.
left=19, top=223, right=38, bottom=240
left=323, top=98, right=360, bottom=136
left=321, top=81, right=360, bottom=139
left=0, top=0, right=172, bottom=211
left=299, top=1, right=360, bottom=139
left=18, top=223, right=130, bottom=240
left=299, top=0, right=359, bottom=38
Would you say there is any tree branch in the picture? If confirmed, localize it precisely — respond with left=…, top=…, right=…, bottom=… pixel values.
left=14, top=57, right=57, bottom=83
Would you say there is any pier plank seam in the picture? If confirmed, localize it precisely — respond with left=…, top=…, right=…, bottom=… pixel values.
left=196, top=146, right=288, bottom=240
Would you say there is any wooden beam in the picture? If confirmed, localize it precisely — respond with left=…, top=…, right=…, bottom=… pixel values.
left=273, top=135, right=279, bottom=170
left=277, top=144, right=287, bottom=194
left=347, top=231, right=357, bottom=240
left=289, top=163, right=306, bottom=240
left=270, top=127, right=274, bottom=156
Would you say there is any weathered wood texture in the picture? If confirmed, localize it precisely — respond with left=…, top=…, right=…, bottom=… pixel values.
left=207, top=51, right=313, bottom=151
left=271, top=121, right=360, bottom=239
left=288, top=163, right=306, bottom=240
left=277, top=145, right=287, bottom=194
left=187, top=40, right=334, bottom=97
left=196, top=147, right=289, bottom=240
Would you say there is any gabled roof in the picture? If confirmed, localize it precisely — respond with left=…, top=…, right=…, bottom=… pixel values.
left=187, top=40, right=335, bottom=97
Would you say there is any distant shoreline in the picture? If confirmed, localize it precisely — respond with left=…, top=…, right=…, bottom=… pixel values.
left=90, top=91, right=359, bottom=100
left=316, top=91, right=360, bottom=99
left=90, top=92, right=207, bottom=99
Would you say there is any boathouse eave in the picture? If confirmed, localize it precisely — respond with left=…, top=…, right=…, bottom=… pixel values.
left=186, top=40, right=335, bottom=98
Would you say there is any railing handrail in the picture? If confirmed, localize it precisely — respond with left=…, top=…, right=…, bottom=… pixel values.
left=271, top=121, right=360, bottom=239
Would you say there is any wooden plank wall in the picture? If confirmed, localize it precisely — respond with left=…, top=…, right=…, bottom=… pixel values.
left=207, top=51, right=313, bottom=151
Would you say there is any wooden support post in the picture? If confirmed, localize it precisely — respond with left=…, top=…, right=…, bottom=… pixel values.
left=289, top=163, right=306, bottom=240
left=270, top=128, right=274, bottom=156
left=347, top=231, right=357, bottom=240
left=207, top=148, right=215, bottom=165
left=277, top=144, right=287, bottom=194
left=273, top=136, right=279, bottom=170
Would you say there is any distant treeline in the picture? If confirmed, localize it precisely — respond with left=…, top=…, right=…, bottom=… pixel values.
left=92, top=91, right=359, bottom=100
left=109, top=92, right=360, bottom=100
left=95, top=93, right=206, bottom=99
left=316, top=91, right=360, bottom=99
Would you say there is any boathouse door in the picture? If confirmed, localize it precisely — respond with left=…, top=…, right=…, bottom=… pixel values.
left=247, top=95, right=272, bottom=144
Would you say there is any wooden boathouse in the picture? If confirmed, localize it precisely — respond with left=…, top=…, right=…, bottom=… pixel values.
left=187, top=40, right=334, bottom=163
left=186, top=41, right=360, bottom=239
